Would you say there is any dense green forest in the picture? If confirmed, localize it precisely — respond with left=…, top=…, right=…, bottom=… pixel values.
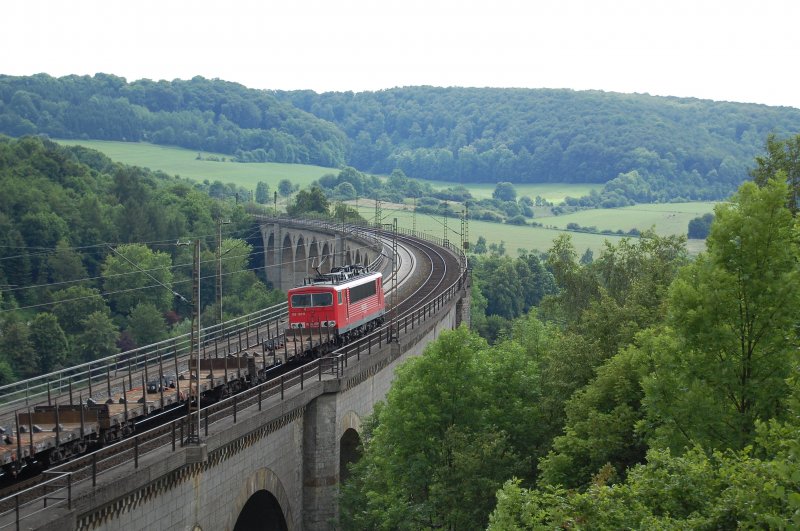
left=0, top=135, right=284, bottom=383
left=3, top=74, right=800, bottom=205
left=338, top=137, right=800, bottom=528
left=278, top=87, right=799, bottom=192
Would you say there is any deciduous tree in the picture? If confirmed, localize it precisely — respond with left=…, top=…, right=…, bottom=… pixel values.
left=0, top=319, right=35, bottom=379
left=492, top=181, right=517, bottom=202
left=643, top=177, right=800, bottom=451
left=29, top=313, right=68, bottom=374
left=102, top=244, right=174, bottom=315
left=254, top=181, right=270, bottom=204
left=751, top=133, right=800, bottom=215
left=538, top=329, right=671, bottom=489
left=490, top=403, right=800, bottom=530
left=73, top=311, right=119, bottom=363
left=50, top=286, right=110, bottom=335
left=339, top=327, right=526, bottom=530
left=127, top=302, right=167, bottom=347
left=46, top=240, right=88, bottom=284
left=286, top=186, right=329, bottom=216
left=277, top=179, right=295, bottom=197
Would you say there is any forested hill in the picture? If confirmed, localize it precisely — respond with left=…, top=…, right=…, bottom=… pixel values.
left=0, top=74, right=348, bottom=168
left=3, top=74, right=800, bottom=201
left=277, top=87, right=800, bottom=186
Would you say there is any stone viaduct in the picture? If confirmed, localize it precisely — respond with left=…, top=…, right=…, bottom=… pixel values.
left=30, top=219, right=470, bottom=531
left=258, top=218, right=379, bottom=293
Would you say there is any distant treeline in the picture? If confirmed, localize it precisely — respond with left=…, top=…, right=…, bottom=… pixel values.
left=3, top=74, right=800, bottom=202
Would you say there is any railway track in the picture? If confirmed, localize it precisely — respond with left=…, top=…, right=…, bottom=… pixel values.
left=394, top=233, right=461, bottom=315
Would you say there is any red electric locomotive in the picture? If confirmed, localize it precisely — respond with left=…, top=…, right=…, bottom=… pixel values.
left=286, top=265, right=385, bottom=345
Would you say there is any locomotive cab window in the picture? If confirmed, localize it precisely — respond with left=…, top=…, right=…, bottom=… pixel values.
left=338, top=292, right=342, bottom=304
left=291, top=293, right=333, bottom=307
left=313, top=293, right=333, bottom=306
left=291, top=294, right=311, bottom=307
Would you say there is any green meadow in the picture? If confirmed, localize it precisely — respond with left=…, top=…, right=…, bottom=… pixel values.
left=424, top=179, right=599, bottom=204
left=542, top=202, right=717, bottom=234
left=57, top=141, right=597, bottom=204
left=56, top=140, right=335, bottom=189
left=355, top=201, right=710, bottom=255
left=58, top=140, right=713, bottom=255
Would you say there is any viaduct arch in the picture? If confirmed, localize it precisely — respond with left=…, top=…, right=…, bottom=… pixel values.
left=230, top=468, right=292, bottom=531
left=260, top=220, right=377, bottom=293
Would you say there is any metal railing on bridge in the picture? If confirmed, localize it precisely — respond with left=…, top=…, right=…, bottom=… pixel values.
left=0, top=303, right=289, bottom=411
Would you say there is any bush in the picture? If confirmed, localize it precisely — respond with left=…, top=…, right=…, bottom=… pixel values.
left=688, top=213, right=714, bottom=239
left=480, top=212, right=503, bottom=223
left=418, top=197, right=439, bottom=207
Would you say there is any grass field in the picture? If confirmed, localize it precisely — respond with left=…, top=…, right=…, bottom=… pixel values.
left=353, top=201, right=710, bottom=255
left=59, top=140, right=713, bottom=255
left=57, top=140, right=597, bottom=203
left=424, top=179, right=599, bottom=204
left=541, top=202, right=718, bottom=234
left=56, top=140, right=336, bottom=189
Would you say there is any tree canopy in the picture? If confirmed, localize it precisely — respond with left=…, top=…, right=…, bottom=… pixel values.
left=339, top=327, right=531, bottom=530
left=751, top=133, right=800, bottom=214
left=492, top=182, right=517, bottom=202
left=286, top=186, right=329, bottom=216
left=643, top=176, right=800, bottom=452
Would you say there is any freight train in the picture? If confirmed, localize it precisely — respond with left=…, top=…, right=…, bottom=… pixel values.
left=0, top=353, right=273, bottom=478
left=0, top=265, right=386, bottom=480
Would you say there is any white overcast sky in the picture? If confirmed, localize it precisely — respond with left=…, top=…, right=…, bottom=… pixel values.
left=3, top=0, right=799, bottom=109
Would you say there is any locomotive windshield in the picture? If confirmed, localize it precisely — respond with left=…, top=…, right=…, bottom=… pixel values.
left=291, top=293, right=333, bottom=307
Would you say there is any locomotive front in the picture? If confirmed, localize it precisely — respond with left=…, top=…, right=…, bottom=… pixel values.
left=286, top=284, right=340, bottom=339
